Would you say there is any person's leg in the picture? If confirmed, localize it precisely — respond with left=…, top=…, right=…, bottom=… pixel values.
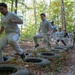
left=55, top=39, right=59, bottom=46
left=68, top=38, right=73, bottom=45
left=0, top=35, right=8, bottom=62
left=42, top=33, right=51, bottom=50
left=61, top=40, right=66, bottom=46
left=73, top=41, right=75, bottom=48
left=42, top=38, right=47, bottom=43
left=7, top=33, right=23, bottom=55
left=0, top=50, right=3, bottom=62
left=7, top=33, right=25, bottom=61
left=73, top=39, right=75, bottom=48
left=33, top=33, right=43, bottom=48
left=57, top=40, right=59, bottom=42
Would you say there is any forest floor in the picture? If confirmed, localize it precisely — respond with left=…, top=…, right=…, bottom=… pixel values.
left=3, top=41, right=75, bottom=75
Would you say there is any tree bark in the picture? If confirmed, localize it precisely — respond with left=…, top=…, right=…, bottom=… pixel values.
left=33, top=0, right=37, bottom=25
left=61, top=0, right=66, bottom=30
left=15, top=0, right=18, bottom=14
left=11, top=0, right=13, bottom=12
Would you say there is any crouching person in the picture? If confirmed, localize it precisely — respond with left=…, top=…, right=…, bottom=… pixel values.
left=33, top=13, right=52, bottom=50
left=0, top=3, right=25, bottom=62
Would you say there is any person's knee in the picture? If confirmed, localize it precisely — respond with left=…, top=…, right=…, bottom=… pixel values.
left=61, top=40, right=64, bottom=42
left=8, top=39, right=16, bottom=45
left=33, top=35, right=37, bottom=39
left=57, top=40, right=59, bottom=42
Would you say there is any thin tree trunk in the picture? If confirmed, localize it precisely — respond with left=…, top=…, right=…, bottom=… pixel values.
left=61, top=5, right=64, bottom=29
left=61, top=0, right=66, bottom=30
left=33, top=0, right=37, bottom=25
left=11, top=0, right=13, bottom=12
left=49, top=0, right=51, bottom=7
left=15, top=0, right=18, bottom=14
left=24, top=0, right=27, bottom=25
left=43, top=0, right=46, bottom=13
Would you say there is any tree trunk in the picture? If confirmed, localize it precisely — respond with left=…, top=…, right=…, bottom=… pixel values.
left=15, top=0, right=18, bottom=14
left=11, top=0, right=13, bottom=12
left=61, top=0, right=66, bottom=30
left=43, top=0, right=46, bottom=13
left=49, top=0, right=51, bottom=7
left=24, top=0, right=27, bottom=25
left=33, top=0, right=37, bottom=25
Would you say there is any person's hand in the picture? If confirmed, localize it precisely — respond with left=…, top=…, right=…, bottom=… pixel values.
left=9, top=18, right=14, bottom=23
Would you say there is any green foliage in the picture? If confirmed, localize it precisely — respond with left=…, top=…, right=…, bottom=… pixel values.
left=20, top=23, right=38, bottom=41
left=47, top=0, right=74, bottom=31
left=47, top=0, right=61, bottom=27
left=0, top=0, right=74, bottom=40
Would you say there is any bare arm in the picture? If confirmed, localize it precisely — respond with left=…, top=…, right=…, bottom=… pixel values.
left=9, top=13, right=23, bottom=24
left=0, top=26, right=4, bottom=34
left=9, top=19, right=23, bottom=24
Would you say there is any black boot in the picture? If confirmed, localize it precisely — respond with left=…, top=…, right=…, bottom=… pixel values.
left=20, top=53, right=26, bottom=61
left=35, top=44, right=39, bottom=48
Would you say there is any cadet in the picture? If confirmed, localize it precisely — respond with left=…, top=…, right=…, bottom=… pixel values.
left=0, top=3, right=25, bottom=62
left=34, top=13, right=52, bottom=49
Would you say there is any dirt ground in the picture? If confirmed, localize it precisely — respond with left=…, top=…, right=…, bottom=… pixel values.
left=3, top=41, right=75, bottom=75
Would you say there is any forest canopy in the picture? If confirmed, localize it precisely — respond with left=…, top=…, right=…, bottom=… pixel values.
left=0, top=0, right=75, bottom=40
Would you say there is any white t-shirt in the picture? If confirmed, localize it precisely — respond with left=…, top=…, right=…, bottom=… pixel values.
left=56, top=31, right=64, bottom=39
left=1, top=12, right=22, bottom=35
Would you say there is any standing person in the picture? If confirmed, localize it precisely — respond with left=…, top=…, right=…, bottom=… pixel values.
left=55, top=28, right=66, bottom=46
left=0, top=3, right=25, bottom=62
left=62, top=29, right=69, bottom=45
left=50, top=21, right=58, bottom=39
left=34, top=13, right=52, bottom=49
left=50, top=21, right=57, bottom=34
left=63, top=29, right=69, bottom=38
left=68, top=32, right=73, bottom=46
